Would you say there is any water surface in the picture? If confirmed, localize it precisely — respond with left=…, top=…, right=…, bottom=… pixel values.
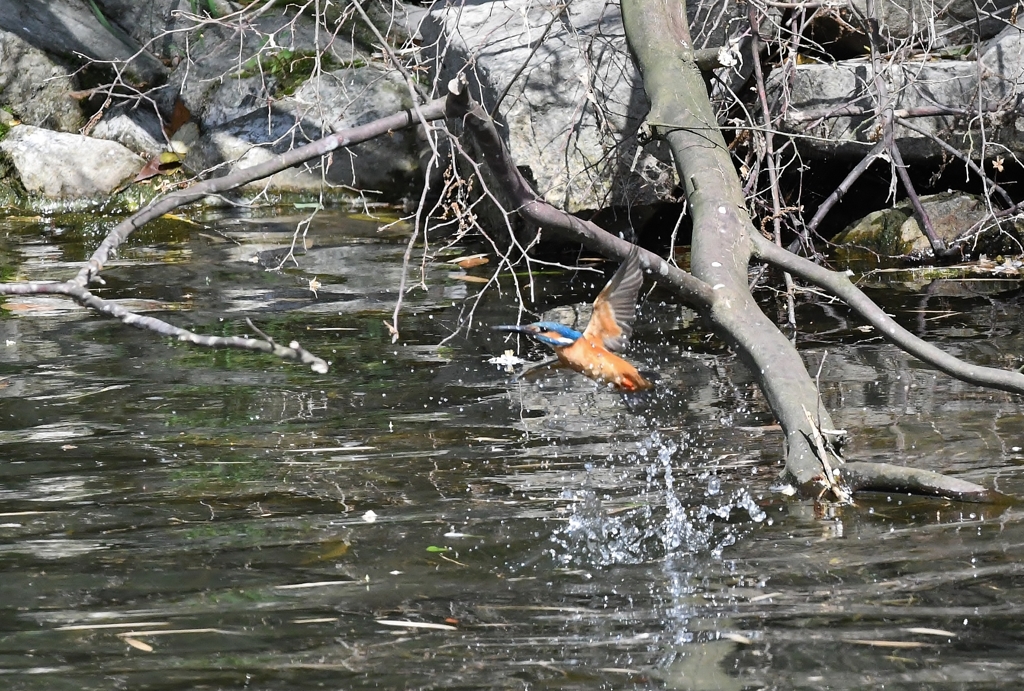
left=0, top=210, right=1022, bottom=690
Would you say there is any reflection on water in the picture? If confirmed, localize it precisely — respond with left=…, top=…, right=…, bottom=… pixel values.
left=0, top=210, right=1022, bottom=689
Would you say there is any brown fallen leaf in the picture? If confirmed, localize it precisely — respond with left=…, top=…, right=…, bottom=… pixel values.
left=450, top=254, right=489, bottom=269
left=450, top=274, right=490, bottom=283
left=167, top=97, right=191, bottom=136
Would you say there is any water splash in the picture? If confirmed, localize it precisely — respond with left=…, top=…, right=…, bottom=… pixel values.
left=552, top=429, right=766, bottom=567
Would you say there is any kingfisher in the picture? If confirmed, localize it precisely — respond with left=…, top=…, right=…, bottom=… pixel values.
left=494, top=248, right=654, bottom=392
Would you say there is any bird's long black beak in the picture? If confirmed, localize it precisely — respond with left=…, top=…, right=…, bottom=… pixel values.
left=493, top=324, right=537, bottom=334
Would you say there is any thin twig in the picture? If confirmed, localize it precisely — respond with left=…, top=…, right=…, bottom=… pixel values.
left=749, top=3, right=796, bottom=327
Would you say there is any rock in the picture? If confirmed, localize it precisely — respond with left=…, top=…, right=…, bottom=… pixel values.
left=830, top=191, right=1015, bottom=266
left=0, top=0, right=166, bottom=86
left=777, top=25, right=1024, bottom=161
left=415, top=0, right=676, bottom=213
left=88, top=0, right=193, bottom=61
left=810, top=0, right=1017, bottom=55
left=188, top=66, right=420, bottom=197
left=0, top=29, right=83, bottom=132
left=0, top=125, right=144, bottom=198
left=896, top=193, right=987, bottom=254
left=90, top=103, right=167, bottom=157
left=832, top=206, right=914, bottom=265
left=159, top=12, right=366, bottom=131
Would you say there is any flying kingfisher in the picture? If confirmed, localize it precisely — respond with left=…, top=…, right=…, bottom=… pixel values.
left=494, top=248, right=654, bottom=392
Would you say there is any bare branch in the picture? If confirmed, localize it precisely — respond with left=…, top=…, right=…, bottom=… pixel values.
left=752, top=231, right=1024, bottom=395
left=4, top=282, right=329, bottom=373
left=0, top=100, right=451, bottom=372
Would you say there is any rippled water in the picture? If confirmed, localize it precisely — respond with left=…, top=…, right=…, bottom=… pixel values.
left=0, top=210, right=1022, bottom=690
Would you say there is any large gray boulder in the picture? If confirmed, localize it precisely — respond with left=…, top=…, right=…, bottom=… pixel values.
left=415, top=0, right=676, bottom=214
left=819, top=0, right=1018, bottom=51
left=0, top=125, right=144, bottom=198
left=0, top=29, right=83, bottom=132
left=777, top=26, right=1024, bottom=161
left=188, top=67, right=420, bottom=196
left=0, top=0, right=166, bottom=86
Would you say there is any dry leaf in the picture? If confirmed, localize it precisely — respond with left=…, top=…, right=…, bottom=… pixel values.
left=450, top=254, right=489, bottom=269
left=167, top=97, right=191, bottom=136
left=123, top=637, right=154, bottom=652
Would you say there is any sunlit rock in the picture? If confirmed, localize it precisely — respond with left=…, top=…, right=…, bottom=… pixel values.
left=0, top=0, right=166, bottom=87
left=830, top=191, right=1023, bottom=266
left=776, top=26, right=1024, bottom=162
left=413, top=0, right=677, bottom=213
left=0, top=125, right=144, bottom=198
left=188, top=67, right=420, bottom=199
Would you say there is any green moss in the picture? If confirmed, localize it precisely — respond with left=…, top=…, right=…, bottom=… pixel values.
left=0, top=106, right=14, bottom=141
left=234, top=49, right=360, bottom=96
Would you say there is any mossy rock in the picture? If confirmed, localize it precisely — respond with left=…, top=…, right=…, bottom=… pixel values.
left=830, top=192, right=1000, bottom=269
left=831, top=207, right=913, bottom=267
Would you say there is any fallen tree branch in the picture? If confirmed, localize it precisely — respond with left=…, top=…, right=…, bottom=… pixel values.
left=0, top=98, right=452, bottom=373
left=841, top=462, right=1010, bottom=503
left=453, top=55, right=1005, bottom=501
left=622, top=0, right=849, bottom=495
left=751, top=231, right=1024, bottom=395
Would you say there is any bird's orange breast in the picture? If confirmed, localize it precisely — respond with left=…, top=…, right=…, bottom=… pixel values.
left=554, top=336, right=653, bottom=392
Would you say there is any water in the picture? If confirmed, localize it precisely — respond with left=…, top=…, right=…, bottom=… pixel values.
left=0, top=209, right=1023, bottom=689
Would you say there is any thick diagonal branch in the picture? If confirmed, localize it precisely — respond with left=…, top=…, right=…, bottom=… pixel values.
left=621, top=0, right=844, bottom=492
